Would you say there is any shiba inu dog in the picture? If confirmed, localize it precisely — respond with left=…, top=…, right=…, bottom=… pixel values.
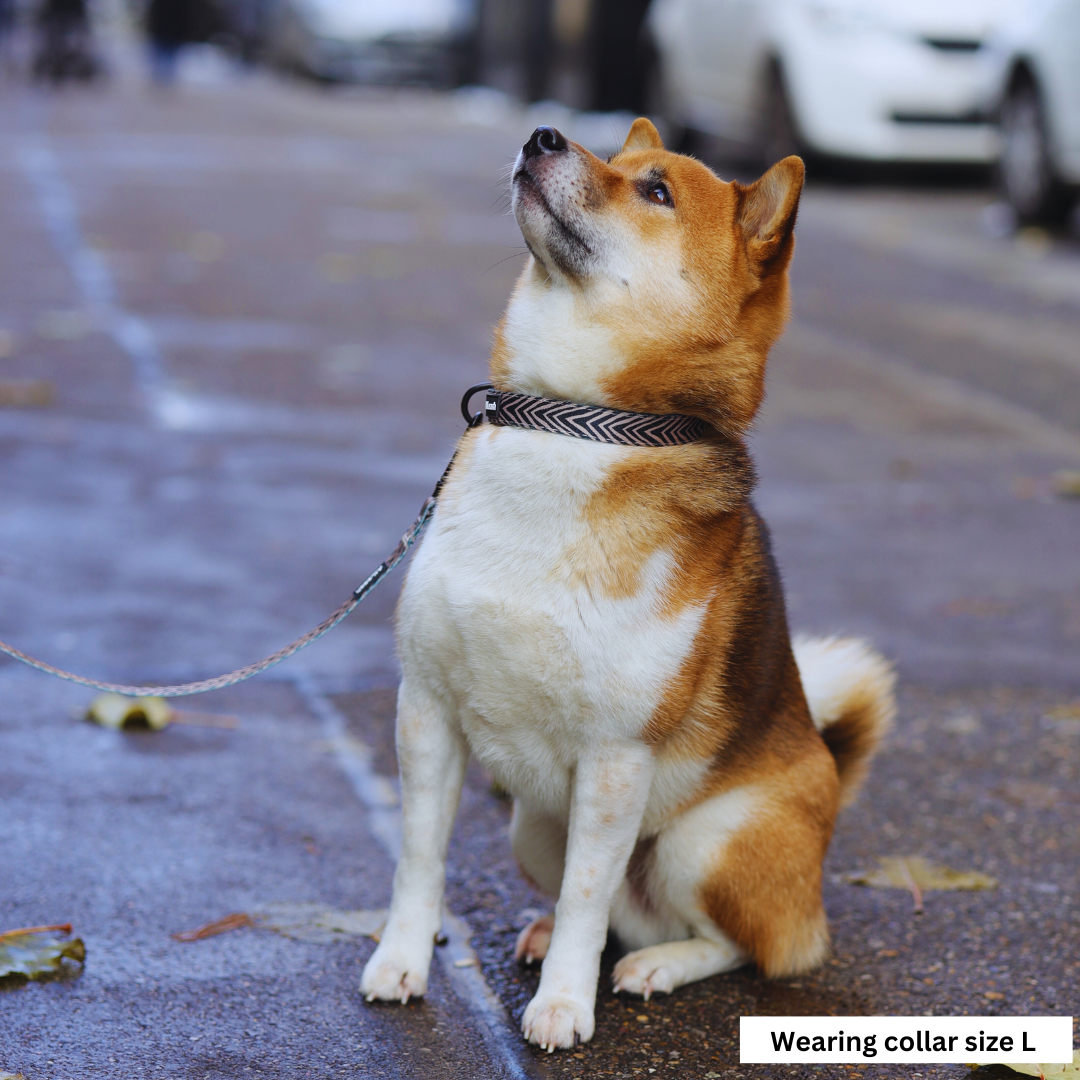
left=359, top=118, right=895, bottom=1051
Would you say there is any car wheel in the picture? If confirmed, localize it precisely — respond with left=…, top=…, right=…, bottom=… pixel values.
left=761, top=65, right=801, bottom=165
left=999, top=73, right=1072, bottom=224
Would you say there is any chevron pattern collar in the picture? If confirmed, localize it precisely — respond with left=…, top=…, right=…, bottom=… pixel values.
left=482, top=387, right=710, bottom=447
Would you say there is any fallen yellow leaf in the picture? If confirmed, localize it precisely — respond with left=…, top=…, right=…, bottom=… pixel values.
left=847, top=856, right=997, bottom=892
left=1044, top=704, right=1080, bottom=735
left=1052, top=470, right=1080, bottom=498
left=0, top=926, right=85, bottom=986
left=847, top=856, right=996, bottom=910
left=87, top=694, right=172, bottom=731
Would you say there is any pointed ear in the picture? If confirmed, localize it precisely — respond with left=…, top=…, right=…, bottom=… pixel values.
left=621, top=117, right=664, bottom=152
left=736, top=156, right=804, bottom=268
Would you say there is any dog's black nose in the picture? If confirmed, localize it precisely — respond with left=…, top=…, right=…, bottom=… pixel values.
left=522, top=126, right=568, bottom=159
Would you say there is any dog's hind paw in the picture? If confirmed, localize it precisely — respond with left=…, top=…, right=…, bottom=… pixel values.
left=360, top=944, right=430, bottom=1004
left=612, top=937, right=748, bottom=998
left=612, top=949, right=678, bottom=1000
left=522, top=992, right=594, bottom=1051
left=514, top=914, right=554, bottom=965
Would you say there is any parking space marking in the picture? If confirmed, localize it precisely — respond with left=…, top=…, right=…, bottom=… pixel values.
left=293, top=673, right=533, bottom=1080
left=17, top=136, right=170, bottom=420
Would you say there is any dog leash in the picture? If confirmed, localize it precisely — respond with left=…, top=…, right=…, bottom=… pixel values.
left=0, top=383, right=708, bottom=698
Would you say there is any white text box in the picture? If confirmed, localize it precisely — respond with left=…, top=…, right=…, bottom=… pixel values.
left=740, top=1016, right=1073, bottom=1063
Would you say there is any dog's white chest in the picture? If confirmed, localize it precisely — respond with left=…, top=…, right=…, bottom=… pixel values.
left=397, top=426, right=704, bottom=814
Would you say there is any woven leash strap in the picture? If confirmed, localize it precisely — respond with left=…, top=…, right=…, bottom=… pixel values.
left=484, top=388, right=710, bottom=447
left=0, top=498, right=437, bottom=698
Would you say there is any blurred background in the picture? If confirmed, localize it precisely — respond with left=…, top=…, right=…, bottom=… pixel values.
left=2, top=0, right=1079, bottom=224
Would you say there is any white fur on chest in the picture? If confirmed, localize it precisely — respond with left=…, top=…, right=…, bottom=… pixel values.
left=397, top=426, right=705, bottom=818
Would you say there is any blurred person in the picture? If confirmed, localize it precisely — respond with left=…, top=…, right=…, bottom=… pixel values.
left=0, top=0, right=15, bottom=70
left=146, top=0, right=189, bottom=83
left=523, top=0, right=553, bottom=101
left=226, top=0, right=263, bottom=64
left=32, top=0, right=101, bottom=82
left=588, top=0, right=651, bottom=111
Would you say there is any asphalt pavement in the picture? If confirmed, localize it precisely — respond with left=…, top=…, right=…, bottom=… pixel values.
left=0, top=63, right=1077, bottom=1080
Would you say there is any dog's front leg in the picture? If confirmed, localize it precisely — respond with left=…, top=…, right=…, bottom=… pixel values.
left=360, top=682, right=467, bottom=1003
left=522, top=742, right=654, bottom=1050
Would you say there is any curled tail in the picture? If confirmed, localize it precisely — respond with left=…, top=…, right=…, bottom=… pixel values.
left=792, top=635, right=896, bottom=807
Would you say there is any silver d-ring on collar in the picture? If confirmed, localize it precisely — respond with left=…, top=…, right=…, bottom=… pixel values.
left=460, top=382, right=494, bottom=427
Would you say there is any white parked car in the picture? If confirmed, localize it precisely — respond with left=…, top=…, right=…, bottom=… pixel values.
left=984, top=0, right=1080, bottom=222
left=646, top=0, right=1023, bottom=164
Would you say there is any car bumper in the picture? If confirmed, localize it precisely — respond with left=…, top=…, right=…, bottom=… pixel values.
left=780, top=21, right=1001, bottom=162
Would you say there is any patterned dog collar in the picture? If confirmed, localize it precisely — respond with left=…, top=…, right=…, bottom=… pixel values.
left=471, top=386, right=710, bottom=447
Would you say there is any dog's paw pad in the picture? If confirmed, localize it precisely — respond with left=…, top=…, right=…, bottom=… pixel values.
left=612, top=952, right=677, bottom=1000
left=522, top=993, right=594, bottom=1050
left=514, top=914, right=554, bottom=965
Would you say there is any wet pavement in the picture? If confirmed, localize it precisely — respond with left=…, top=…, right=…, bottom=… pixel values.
left=0, top=65, right=1078, bottom=1080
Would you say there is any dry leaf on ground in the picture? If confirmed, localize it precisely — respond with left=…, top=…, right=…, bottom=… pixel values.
left=998, top=781, right=1065, bottom=810
left=172, top=913, right=253, bottom=942
left=1052, top=470, right=1080, bottom=498
left=172, top=904, right=386, bottom=945
left=1046, top=704, right=1080, bottom=721
left=0, top=925, right=85, bottom=986
left=87, top=694, right=172, bottom=731
left=847, top=856, right=997, bottom=891
left=252, top=903, right=386, bottom=943
left=0, top=379, right=53, bottom=408
left=847, top=856, right=996, bottom=911
left=977, top=1050, right=1080, bottom=1079
left=1044, top=704, right=1080, bottom=735
left=0, top=1072, right=28, bottom=1079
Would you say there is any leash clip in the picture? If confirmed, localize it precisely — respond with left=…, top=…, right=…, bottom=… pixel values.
left=460, top=382, right=494, bottom=427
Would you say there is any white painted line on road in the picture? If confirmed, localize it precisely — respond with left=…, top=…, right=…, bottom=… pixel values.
left=292, top=673, right=532, bottom=1080
left=14, top=137, right=465, bottom=458
left=18, top=138, right=316, bottom=438
left=17, top=137, right=171, bottom=421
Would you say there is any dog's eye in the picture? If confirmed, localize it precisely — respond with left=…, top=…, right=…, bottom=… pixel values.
left=646, top=182, right=672, bottom=206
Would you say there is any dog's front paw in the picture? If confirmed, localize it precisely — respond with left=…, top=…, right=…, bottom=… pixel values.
left=360, top=941, right=431, bottom=1004
left=612, top=949, right=677, bottom=1001
left=514, top=914, right=554, bottom=965
left=521, top=992, right=594, bottom=1051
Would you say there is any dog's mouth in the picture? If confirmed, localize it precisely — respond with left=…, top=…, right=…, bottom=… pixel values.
left=512, top=160, right=594, bottom=274
left=512, top=159, right=548, bottom=208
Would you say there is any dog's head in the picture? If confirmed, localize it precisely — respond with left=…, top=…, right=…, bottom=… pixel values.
left=498, top=118, right=803, bottom=436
